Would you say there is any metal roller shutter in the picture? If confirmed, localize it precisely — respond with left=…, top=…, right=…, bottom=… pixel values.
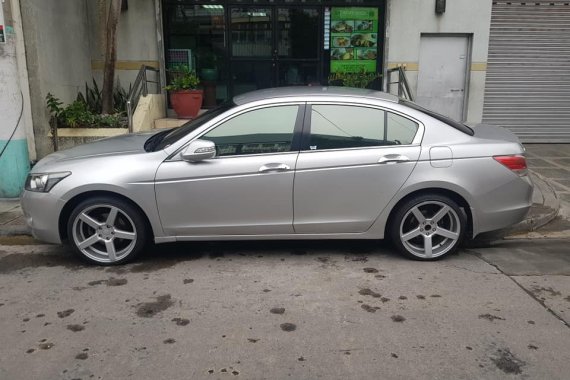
left=483, top=1, right=570, bottom=142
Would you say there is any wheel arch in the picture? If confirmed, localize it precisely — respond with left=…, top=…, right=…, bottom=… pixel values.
left=58, top=190, right=155, bottom=242
left=384, top=187, right=474, bottom=239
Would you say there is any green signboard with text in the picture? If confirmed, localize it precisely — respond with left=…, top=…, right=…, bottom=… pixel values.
left=330, top=7, right=379, bottom=73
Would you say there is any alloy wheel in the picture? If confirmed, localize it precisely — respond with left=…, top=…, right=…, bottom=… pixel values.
left=399, top=201, right=461, bottom=259
left=71, top=204, right=137, bottom=263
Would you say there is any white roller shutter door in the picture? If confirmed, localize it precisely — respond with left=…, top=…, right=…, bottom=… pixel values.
left=483, top=1, right=570, bottom=142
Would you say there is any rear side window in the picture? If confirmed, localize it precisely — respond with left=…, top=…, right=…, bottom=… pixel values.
left=308, top=105, right=418, bottom=150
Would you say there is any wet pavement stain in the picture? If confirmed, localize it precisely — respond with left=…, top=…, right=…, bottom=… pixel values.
left=67, top=324, right=85, bottom=332
left=183, top=279, right=194, bottom=284
left=391, top=353, right=399, bottom=358
left=232, top=370, right=239, bottom=375
left=316, top=257, right=330, bottom=263
left=361, top=304, right=380, bottom=313
left=88, top=278, right=127, bottom=287
left=135, top=295, right=174, bottom=318
left=298, top=357, right=306, bottom=361
left=531, top=286, right=561, bottom=297
left=430, top=294, right=442, bottom=298
left=248, top=338, right=259, bottom=343
left=380, top=297, right=390, bottom=303
left=345, top=256, right=368, bottom=262
left=262, top=289, right=271, bottom=293
left=57, top=309, right=75, bottom=318
left=527, top=344, right=538, bottom=350
left=26, top=349, right=34, bottom=354
left=398, top=296, right=407, bottom=300
left=478, top=314, right=505, bottom=322
left=359, top=288, right=381, bottom=298
left=75, top=352, right=88, bottom=360
left=391, top=315, right=406, bottom=322
left=375, top=274, right=386, bottom=279
left=416, top=295, right=426, bottom=300
left=270, top=308, right=285, bottom=314
left=280, top=323, right=296, bottom=332
left=564, top=295, right=570, bottom=302
left=491, top=348, right=525, bottom=375
left=172, top=317, right=190, bottom=326
left=39, top=342, right=54, bottom=350
left=163, top=338, right=176, bottom=344
left=0, top=253, right=81, bottom=274
left=363, top=268, right=379, bottom=273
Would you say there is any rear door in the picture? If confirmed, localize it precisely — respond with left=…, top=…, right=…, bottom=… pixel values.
left=293, top=103, right=422, bottom=234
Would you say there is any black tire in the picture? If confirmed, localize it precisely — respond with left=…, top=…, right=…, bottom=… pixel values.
left=389, top=193, right=467, bottom=261
left=67, top=196, right=148, bottom=265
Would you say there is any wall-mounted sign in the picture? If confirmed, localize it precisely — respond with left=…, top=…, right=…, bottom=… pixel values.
left=0, top=3, right=5, bottom=44
left=330, top=7, right=379, bottom=73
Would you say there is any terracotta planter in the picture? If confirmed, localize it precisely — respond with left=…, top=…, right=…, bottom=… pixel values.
left=170, top=89, right=204, bottom=118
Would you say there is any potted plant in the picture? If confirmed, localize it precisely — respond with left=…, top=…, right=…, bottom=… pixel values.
left=165, top=66, right=203, bottom=118
left=199, top=51, right=218, bottom=82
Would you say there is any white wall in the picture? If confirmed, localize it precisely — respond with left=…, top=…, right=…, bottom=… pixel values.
left=385, top=0, right=492, bottom=123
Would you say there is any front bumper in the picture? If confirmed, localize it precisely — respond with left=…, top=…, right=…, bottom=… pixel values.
left=20, top=190, right=65, bottom=244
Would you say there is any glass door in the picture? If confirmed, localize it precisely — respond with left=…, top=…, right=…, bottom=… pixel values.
left=229, top=6, right=322, bottom=96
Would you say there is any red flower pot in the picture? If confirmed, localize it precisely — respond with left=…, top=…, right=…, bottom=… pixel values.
left=170, top=89, right=204, bottom=119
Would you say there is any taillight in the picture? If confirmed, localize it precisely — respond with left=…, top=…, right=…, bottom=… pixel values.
left=493, top=155, right=528, bottom=176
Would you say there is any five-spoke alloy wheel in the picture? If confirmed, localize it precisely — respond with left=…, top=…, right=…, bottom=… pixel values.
left=390, top=194, right=466, bottom=260
left=67, top=197, right=148, bottom=265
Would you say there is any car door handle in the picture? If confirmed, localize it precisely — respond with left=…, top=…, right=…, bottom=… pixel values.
left=378, top=155, right=410, bottom=164
left=259, top=163, right=290, bottom=173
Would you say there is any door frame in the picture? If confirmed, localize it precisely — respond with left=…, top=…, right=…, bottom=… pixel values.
left=226, top=5, right=324, bottom=96
left=419, top=33, right=473, bottom=122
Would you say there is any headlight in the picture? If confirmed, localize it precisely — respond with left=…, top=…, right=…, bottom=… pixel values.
left=25, top=172, right=71, bottom=192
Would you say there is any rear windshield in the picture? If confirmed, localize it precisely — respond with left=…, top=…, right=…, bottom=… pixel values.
left=152, top=102, right=235, bottom=151
left=400, top=100, right=474, bottom=136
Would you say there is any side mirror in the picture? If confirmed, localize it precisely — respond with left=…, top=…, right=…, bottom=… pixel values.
left=181, top=139, right=216, bottom=162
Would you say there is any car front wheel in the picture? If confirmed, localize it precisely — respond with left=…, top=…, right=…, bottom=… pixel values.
left=67, top=196, right=148, bottom=265
left=390, top=194, right=466, bottom=260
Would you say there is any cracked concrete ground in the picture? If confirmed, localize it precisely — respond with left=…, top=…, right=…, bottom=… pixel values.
left=0, top=239, right=569, bottom=379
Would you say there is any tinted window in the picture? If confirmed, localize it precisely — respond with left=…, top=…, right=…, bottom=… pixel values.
left=202, top=105, right=299, bottom=157
left=401, top=100, right=474, bottom=136
left=308, top=105, right=418, bottom=150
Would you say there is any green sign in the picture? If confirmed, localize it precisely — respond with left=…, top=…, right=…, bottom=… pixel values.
left=330, top=7, right=379, bottom=73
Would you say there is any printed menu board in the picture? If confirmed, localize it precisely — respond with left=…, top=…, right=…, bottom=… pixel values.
left=330, top=7, right=379, bottom=73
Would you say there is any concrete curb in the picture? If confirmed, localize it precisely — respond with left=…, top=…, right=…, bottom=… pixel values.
left=0, top=225, right=31, bottom=237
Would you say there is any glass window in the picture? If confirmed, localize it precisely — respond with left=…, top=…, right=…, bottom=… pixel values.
left=231, top=8, right=272, bottom=57
left=386, top=112, right=419, bottom=145
left=309, top=105, right=418, bottom=150
left=202, top=106, right=300, bottom=157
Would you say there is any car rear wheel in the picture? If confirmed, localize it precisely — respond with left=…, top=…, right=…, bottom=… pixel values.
left=67, top=196, right=148, bottom=265
left=390, top=194, right=466, bottom=260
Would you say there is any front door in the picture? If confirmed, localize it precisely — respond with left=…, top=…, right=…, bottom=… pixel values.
left=229, top=6, right=321, bottom=96
left=155, top=104, right=303, bottom=237
left=294, top=103, right=421, bottom=234
left=416, top=35, right=470, bottom=121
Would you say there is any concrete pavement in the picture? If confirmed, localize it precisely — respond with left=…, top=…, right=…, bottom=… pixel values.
left=0, top=239, right=569, bottom=379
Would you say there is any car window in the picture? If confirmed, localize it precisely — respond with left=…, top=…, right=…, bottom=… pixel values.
left=308, top=105, right=418, bottom=150
left=202, top=105, right=299, bottom=157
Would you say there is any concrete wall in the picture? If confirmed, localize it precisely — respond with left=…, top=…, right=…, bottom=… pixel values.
left=87, top=0, right=160, bottom=91
left=20, top=0, right=92, bottom=158
left=385, top=0, right=492, bottom=123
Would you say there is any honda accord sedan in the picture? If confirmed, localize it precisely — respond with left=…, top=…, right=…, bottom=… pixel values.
left=21, top=87, right=533, bottom=265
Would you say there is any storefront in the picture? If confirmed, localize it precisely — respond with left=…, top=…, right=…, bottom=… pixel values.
left=162, top=0, right=386, bottom=106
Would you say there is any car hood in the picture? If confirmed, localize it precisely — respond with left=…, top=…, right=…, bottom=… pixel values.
left=33, top=131, right=157, bottom=171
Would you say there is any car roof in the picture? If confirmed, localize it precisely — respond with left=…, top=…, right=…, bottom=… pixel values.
left=233, top=86, right=399, bottom=105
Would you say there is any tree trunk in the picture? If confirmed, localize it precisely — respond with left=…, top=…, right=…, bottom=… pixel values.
left=101, top=0, right=122, bottom=114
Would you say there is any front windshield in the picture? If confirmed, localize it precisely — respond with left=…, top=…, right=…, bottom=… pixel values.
left=153, top=102, right=235, bottom=151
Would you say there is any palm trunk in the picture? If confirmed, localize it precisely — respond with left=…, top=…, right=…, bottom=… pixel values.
left=101, top=0, right=122, bottom=114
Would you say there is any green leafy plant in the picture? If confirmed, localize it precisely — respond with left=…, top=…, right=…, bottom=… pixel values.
left=76, top=78, right=131, bottom=114
left=164, top=65, right=200, bottom=91
left=328, top=71, right=382, bottom=89
left=45, top=92, right=127, bottom=129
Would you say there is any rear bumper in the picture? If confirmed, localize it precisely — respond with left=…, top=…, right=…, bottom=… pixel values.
left=20, top=190, right=64, bottom=244
left=473, top=174, right=533, bottom=236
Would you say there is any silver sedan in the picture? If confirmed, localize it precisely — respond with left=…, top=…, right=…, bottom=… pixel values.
left=21, top=87, right=533, bottom=265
